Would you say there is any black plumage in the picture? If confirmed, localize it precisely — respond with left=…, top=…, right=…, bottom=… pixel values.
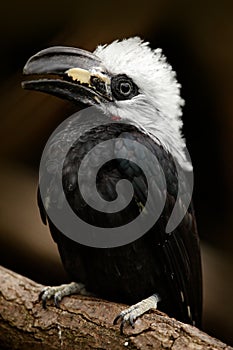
left=37, top=110, right=202, bottom=327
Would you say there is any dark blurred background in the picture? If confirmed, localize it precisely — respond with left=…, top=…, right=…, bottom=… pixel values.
left=0, top=0, right=232, bottom=345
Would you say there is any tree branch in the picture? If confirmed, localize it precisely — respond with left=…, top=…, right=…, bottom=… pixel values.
left=0, top=265, right=231, bottom=350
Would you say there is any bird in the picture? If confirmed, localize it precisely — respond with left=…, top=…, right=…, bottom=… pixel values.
left=22, top=37, right=202, bottom=332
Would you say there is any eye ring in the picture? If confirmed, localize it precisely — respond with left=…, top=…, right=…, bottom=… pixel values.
left=111, top=74, right=139, bottom=101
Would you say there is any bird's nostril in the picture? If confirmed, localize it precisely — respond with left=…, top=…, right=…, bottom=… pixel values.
left=90, top=76, right=106, bottom=94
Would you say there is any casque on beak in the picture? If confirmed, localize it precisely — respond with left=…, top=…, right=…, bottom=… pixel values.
left=22, top=46, right=112, bottom=106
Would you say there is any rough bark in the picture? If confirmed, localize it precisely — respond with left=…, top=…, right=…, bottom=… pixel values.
left=0, top=265, right=231, bottom=350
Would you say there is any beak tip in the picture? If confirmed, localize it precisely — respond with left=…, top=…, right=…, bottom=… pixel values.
left=22, top=59, right=32, bottom=75
left=21, top=81, right=26, bottom=89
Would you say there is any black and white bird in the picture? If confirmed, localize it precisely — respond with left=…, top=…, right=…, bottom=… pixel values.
left=22, top=37, right=202, bottom=331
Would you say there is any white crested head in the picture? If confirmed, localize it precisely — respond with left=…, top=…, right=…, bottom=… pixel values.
left=94, top=37, right=192, bottom=171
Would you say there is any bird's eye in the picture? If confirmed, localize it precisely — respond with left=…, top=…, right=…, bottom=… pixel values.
left=111, top=74, right=139, bottom=101
left=120, top=82, right=131, bottom=95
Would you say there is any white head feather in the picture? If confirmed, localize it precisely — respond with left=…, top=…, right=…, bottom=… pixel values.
left=94, top=37, right=192, bottom=171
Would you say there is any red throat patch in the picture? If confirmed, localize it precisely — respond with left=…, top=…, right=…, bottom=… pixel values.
left=111, top=115, right=121, bottom=121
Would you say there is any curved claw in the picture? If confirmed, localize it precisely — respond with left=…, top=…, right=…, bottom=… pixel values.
left=38, top=289, right=44, bottom=302
left=113, top=314, right=121, bottom=325
left=113, top=311, right=135, bottom=335
left=41, top=297, right=47, bottom=309
left=38, top=289, right=48, bottom=309
left=54, top=294, right=61, bottom=308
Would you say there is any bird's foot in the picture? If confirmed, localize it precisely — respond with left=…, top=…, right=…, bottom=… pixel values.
left=39, top=281, right=90, bottom=308
left=114, top=293, right=160, bottom=334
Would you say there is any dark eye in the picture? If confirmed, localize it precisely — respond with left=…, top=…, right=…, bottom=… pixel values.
left=111, top=74, right=139, bottom=100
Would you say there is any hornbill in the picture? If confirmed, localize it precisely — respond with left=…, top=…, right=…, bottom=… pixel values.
left=22, top=37, right=202, bottom=332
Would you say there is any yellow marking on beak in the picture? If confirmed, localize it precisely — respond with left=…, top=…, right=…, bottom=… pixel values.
left=66, top=68, right=91, bottom=85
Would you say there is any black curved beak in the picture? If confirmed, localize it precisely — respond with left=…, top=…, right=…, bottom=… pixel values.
left=22, top=46, right=112, bottom=106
